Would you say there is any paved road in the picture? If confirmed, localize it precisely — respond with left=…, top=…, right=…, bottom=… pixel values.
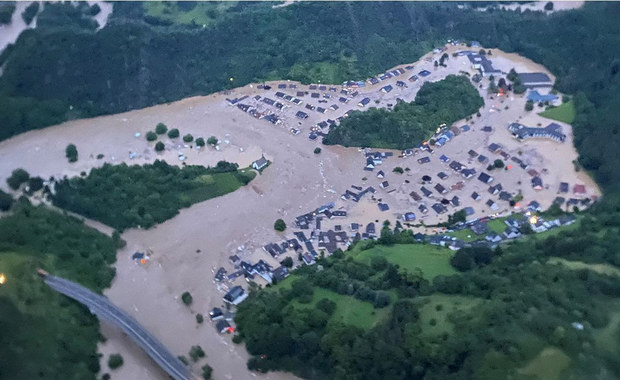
left=44, top=274, right=197, bottom=380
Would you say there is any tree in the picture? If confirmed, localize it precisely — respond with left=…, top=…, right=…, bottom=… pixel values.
left=168, top=128, right=180, bottom=138
left=0, top=190, right=13, bottom=211
left=507, top=68, right=518, bottom=82
left=274, top=219, right=286, bottom=232
left=202, top=364, right=213, bottom=380
left=195, top=137, right=205, bottom=147
left=544, top=2, right=553, bottom=11
left=146, top=131, right=158, bottom=141
left=434, top=60, right=439, bottom=68
left=316, top=298, right=337, bottom=315
left=7, top=168, right=30, bottom=190
left=183, top=134, right=194, bottom=143
left=27, top=176, right=44, bottom=192
left=155, top=122, right=168, bottom=134
left=108, top=354, right=124, bottom=370
left=448, top=209, right=467, bottom=225
left=393, top=166, right=404, bottom=174
left=207, top=136, right=218, bottom=146
left=65, top=143, right=78, bottom=162
left=525, top=100, right=534, bottom=111
left=189, top=345, right=206, bottom=362
left=21, top=2, right=39, bottom=25
left=280, top=256, right=293, bottom=268
left=181, top=291, right=193, bottom=306
left=196, top=313, right=204, bottom=324
left=155, top=141, right=165, bottom=152
left=493, top=159, right=504, bottom=169
left=314, top=147, right=322, bottom=154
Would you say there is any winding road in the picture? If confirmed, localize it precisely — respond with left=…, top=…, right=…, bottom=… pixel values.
left=42, top=273, right=197, bottom=380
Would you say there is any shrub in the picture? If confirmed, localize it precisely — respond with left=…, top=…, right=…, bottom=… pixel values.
left=146, top=131, right=157, bottom=141
left=274, top=218, right=286, bottom=232
left=27, top=176, right=44, bottom=192
left=316, top=298, right=337, bottom=315
left=108, top=354, right=124, bottom=370
left=202, top=364, right=213, bottom=380
left=195, top=137, right=205, bottom=147
left=155, top=141, right=165, bottom=152
left=7, top=168, right=30, bottom=190
left=168, top=128, right=180, bottom=138
left=155, top=122, right=168, bottom=134
left=196, top=313, right=204, bottom=324
left=189, top=345, right=206, bottom=362
left=181, top=291, right=193, bottom=306
left=314, top=147, right=322, bottom=154
left=207, top=136, right=218, bottom=146
left=525, top=100, right=534, bottom=111
left=544, top=1, right=553, bottom=11
left=183, top=134, right=194, bottom=143
left=493, top=159, right=504, bottom=169
left=66, top=143, right=78, bottom=162
left=280, top=256, right=293, bottom=268
left=393, top=166, right=404, bottom=174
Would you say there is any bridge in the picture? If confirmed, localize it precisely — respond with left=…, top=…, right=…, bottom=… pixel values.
left=42, top=272, right=197, bottom=380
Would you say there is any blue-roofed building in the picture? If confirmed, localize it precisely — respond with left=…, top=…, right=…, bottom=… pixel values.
left=461, top=125, right=470, bottom=132
left=527, top=90, right=559, bottom=103
left=419, top=70, right=431, bottom=77
left=440, top=154, right=450, bottom=163
left=378, top=203, right=390, bottom=212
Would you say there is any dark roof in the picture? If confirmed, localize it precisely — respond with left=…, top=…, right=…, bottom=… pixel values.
left=478, top=172, right=493, bottom=183
left=517, top=72, right=552, bottom=86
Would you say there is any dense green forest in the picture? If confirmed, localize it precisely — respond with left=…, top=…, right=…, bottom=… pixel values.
left=235, top=196, right=620, bottom=379
left=323, top=75, right=484, bottom=149
left=51, top=160, right=256, bottom=230
left=0, top=200, right=124, bottom=380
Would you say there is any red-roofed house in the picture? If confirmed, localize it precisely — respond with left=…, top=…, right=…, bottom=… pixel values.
left=573, top=184, right=586, bottom=194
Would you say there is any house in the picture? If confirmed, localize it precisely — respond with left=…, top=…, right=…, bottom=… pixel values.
left=466, top=53, right=501, bottom=76
left=295, top=110, right=308, bottom=119
left=410, top=191, right=422, bottom=201
left=419, top=70, right=431, bottom=77
left=432, top=203, right=447, bottom=214
left=451, top=181, right=465, bottom=191
left=380, top=181, right=390, bottom=189
left=486, top=199, right=499, bottom=211
left=488, top=143, right=502, bottom=153
left=368, top=77, right=380, bottom=85
left=434, top=183, right=448, bottom=194
left=478, top=155, right=489, bottom=164
left=252, top=156, right=269, bottom=171
left=485, top=232, right=502, bottom=243
left=482, top=126, right=493, bottom=132
left=499, top=191, right=512, bottom=202
left=554, top=196, right=566, bottom=205
left=381, top=85, right=393, bottom=93
left=471, top=191, right=482, bottom=201
left=527, top=90, right=558, bottom=103
left=508, top=122, right=566, bottom=143
left=440, top=154, right=450, bottom=163
left=468, top=149, right=479, bottom=158
left=451, top=196, right=460, bottom=206
left=209, top=307, right=224, bottom=320
left=302, top=253, right=315, bottom=265
left=558, top=214, right=577, bottom=226
left=408, top=75, right=419, bottom=82
left=350, top=223, right=360, bottom=231
left=316, top=107, right=326, bottom=113
left=377, top=170, right=385, bottom=179
left=358, top=97, right=371, bottom=107
left=478, top=172, right=493, bottom=184
left=464, top=206, right=475, bottom=216
left=378, top=203, right=390, bottom=212
left=366, top=222, right=376, bottom=235
left=528, top=200, right=542, bottom=212
left=517, top=72, right=553, bottom=88
left=215, top=320, right=232, bottom=334
left=396, top=80, right=406, bottom=87
left=421, top=186, right=433, bottom=197
left=223, top=286, right=248, bottom=305
left=437, top=172, right=449, bottom=180
left=449, top=161, right=464, bottom=172
left=461, top=125, right=471, bottom=132
left=418, top=157, right=431, bottom=164
left=531, top=176, right=543, bottom=190
left=418, top=204, right=429, bottom=214
left=573, top=184, right=586, bottom=195
left=489, top=183, right=503, bottom=195
left=471, top=221, right=488, bottom=235
left=461, top=168, right=476, bottom=179
left=402, top=212, right=416, bottom=221
left=422, top=175, right=432, bottom=183
left=559, top=182, right=569, bottom=193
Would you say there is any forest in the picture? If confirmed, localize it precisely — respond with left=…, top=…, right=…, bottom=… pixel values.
left=51, top=160, right=256, bottom=231
left=0, top=199, right=124, bottom=380
left=323, top=75, right=484, bottom=149
left=235, top=194, right=620, bottom=379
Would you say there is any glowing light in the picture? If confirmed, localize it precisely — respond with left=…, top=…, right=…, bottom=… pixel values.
left=229, top=77, right=234, bottom=82
left=529, top=215, right=538, bottom=224
left=0, top=273, right=5, bottom=285
left=140, top=259, right=147, bottom=264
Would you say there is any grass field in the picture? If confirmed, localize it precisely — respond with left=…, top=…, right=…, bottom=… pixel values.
left=415, top=294, right=483, bottom=337
left=144, top=2, right=238, bottom=26
left=539, top=100, right=576, bottom=124
left=290, top=287, right=390, bottom=329
left=518, top=346, right=571, bottom=380
left=547, top=257, right=620, bottom=277
left=353, top=244, right=456, bottom=280
left=593, top=304, right=620, bottom=355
